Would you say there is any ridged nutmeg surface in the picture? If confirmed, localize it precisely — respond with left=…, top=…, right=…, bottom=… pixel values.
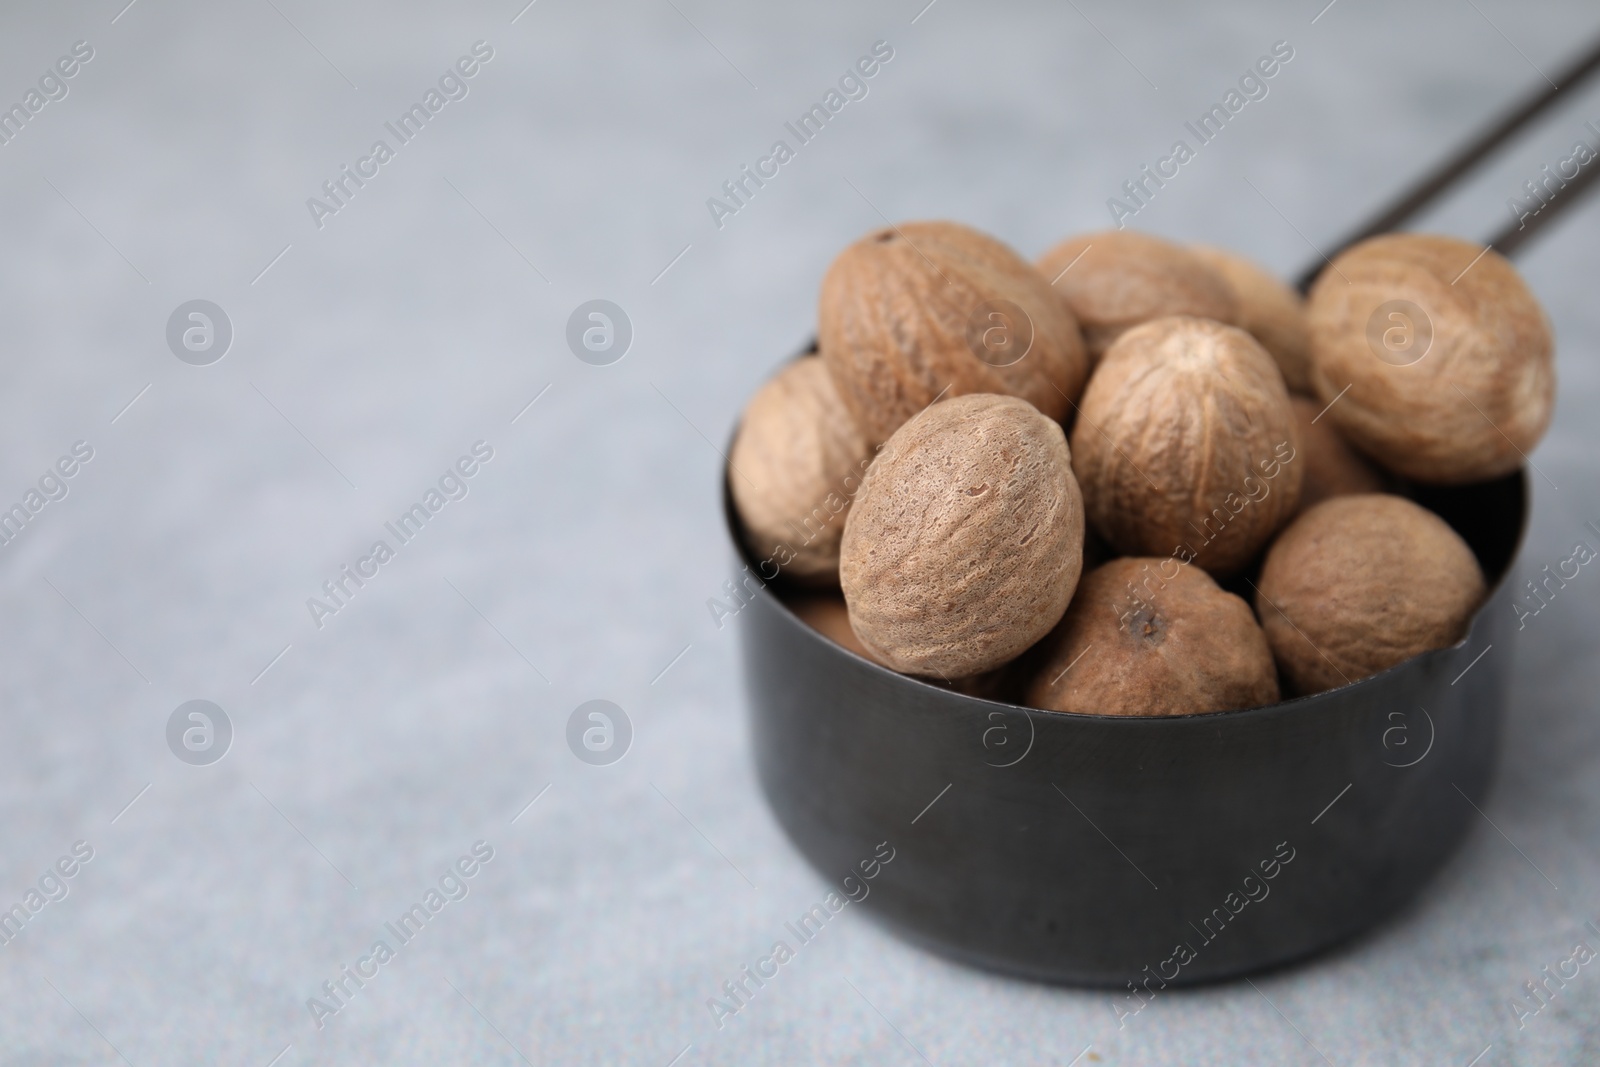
left=1255, top=494, right=1486, bottom=696
left=729, top=358, right=872, bottom=585
left=1027, top=558, right=1279, bottom=716
left=1037, top=231, right=1237, bottom=362
left=840, top=394, right=1084, bottom=679
left=1070, top=316, right=1302, bottom=577
left=819, top=221, right=1088, bottom=446
left=1306, top=233, right=1554, bottom=484
left=1191, top=245, right=1312, bottom=394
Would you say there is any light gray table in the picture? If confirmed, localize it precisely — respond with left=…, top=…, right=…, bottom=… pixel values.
left=0, top=1, right=1596, bottom=1063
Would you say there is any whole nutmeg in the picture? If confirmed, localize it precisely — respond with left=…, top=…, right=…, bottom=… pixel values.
left=819, top=221, right=1088, bottom=446
left=1070, top=316, right=1302, bottom=577
left=789, top=592, right=1008, bottom=697
left=1255, top=494, right=1487, bottom=696
left=1027, top=558, right=1279, bottom=716
left=840, top=393, right=1084, bottom=678
left=729, top=358, right=872, bottom=585
left=1290, top=395, right=1386, bottom=513
left=1306, top=233, right=1554, bottom=484
left=1036, top=231, right=1237, bottom=362
left=1190, top=245, right=1312, bottom=394
left=790, top=593, right=884, bottom=664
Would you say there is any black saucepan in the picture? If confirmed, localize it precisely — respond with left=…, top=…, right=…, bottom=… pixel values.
left=727, top=464, right=1525, bottom=986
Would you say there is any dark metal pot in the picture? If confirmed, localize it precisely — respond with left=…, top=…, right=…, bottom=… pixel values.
left=727, top=465, right=1527, bottom=987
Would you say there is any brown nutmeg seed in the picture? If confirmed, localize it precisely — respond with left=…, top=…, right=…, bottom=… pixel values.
left=1290, top=395, right=1386, bottom=513
left=1037, top=230, right=1237, bottom=362
left=1190, top=245, right=1312, bottom=394
left=1255, top=494, right=1486, bottom=696
left=1070, top=316, right=1302, bottom=577
left=729, top=358, right=872, bottom=585
left=789, top=592, right=1007, bottom=696
left=1027, top=557, right=1279, bottom=716
left=840, top=393, right=1084, bottom=679
left=1306, top=233, right=1554, bottom=484
left=790, top=593, right=885, bottom=664
left=819, top=220, right=1088, bottom=446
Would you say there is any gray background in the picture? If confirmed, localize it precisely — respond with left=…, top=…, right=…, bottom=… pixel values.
left=0, top=0, right=1596, bottom=1064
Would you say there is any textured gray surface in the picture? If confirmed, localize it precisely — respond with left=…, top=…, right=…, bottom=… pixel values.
left=0, top=1, right=1596, bottom=1064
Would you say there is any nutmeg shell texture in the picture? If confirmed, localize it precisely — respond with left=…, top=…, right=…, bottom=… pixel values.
left=1037, top=230, right=1237, bottom=362
left=1027, top=557, right=1279, bottom=716
left=1069, top=316, right=1302, bottom=577
left=840, top=394, right=1085, bottom=679
left=729, top=357, right=872, bottom=585
left=819, top=221, right=1088, bottom=446
left=1255, top=494, right=1486, bottom=696
left=1306, top=233, right=1554, bottom=484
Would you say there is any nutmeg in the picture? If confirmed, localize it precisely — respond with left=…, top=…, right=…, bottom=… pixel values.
left=790, top=593, right=884, bottom=664
left=1255, top=494, right=1486, bottom=695
left=1290, top=395, right=1386, bottom=513
left=1305, top=233, right=1554, bottom=484
left=840, top=393, right=1084, bottom=678
left=1027, top=558, right=1279, bottom=716
left=1037, top=231, right=1237, bottom=362
left=790, top=593, right=1011, bottom=696
left=1191, top=245, right=1312, bottom=394
left=1070, top=316, right=1302, bottom=577
left=819, top=221, right=1088, bottom=446
left=729, top=357, right=872, bottom=585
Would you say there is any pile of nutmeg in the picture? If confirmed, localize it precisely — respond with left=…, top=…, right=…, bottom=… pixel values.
left=729, top=223, right=1554, bottom=714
